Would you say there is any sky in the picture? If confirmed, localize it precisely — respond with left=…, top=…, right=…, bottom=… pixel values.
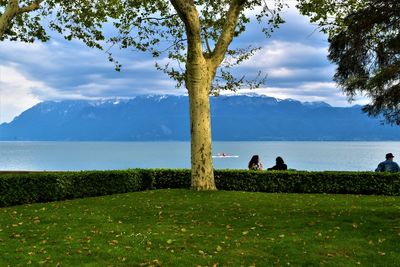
left=0, top=3, right=369, bottom=124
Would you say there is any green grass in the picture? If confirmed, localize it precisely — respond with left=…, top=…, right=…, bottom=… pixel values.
left=0, top=190, right=399, bottom=266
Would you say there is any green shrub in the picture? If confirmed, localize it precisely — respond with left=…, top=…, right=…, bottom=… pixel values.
left=214, top=170, right=400, bottom=195
left=1, top=169, right=399, bottom=207
left=0, top=170, right=143, bottom=207
left=64, top=170, right=143, bottom=198
left=153, top=169, right=191, bottom=189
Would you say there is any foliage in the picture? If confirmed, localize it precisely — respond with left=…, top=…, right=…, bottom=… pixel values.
left=215, top=170, right=400, bottom=195
left=1, top=169, right=399, bottom=207
left=107, top=0, right=286, bottom=91
left=297, top=0, right=400, bottom=124
left=0, top=0, right=120, bottom=47
left=0, top=189, right=399, bottom=266
left=0, top=170, right=144, bottom=207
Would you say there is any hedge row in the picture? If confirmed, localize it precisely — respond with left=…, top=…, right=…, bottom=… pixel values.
left=0, top=170, right=144, bottom=207
left=1, top=169, right=399, bottom=207
left=215, top=170, right=400, bottom=195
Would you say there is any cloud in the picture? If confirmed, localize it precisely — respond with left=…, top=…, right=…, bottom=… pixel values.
left=0, top=65, right=44, bottom=123
left=231, top=82, right=369, bottom=107
left=240, top=41, right=328, bottom=69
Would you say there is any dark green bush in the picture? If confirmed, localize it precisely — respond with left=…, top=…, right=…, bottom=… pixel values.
left=0, top=170, right=143, bottom=207
left=153, top=169, right=191, bottom=189
left=214, top=170, right=400, bottom=195
left=1, top=169, right=399, bottom=207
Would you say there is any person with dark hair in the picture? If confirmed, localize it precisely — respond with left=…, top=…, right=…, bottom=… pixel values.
left=248, top=155, right=263, bottom=170
left=268, top=156, right=287, bottom=171
left=375, top=153, right=400, bottom=172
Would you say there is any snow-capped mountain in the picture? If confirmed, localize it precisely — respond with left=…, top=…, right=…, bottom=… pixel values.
left=0, top=95, right=399, bottom=141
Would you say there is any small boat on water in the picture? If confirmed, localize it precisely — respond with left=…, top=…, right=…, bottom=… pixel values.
left=212, top=155, right=239, bottom=158
left=212, top=153, right=239, bottom=158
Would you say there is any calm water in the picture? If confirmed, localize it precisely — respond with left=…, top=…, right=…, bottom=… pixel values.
left=0, top=141, right=400, bottom=171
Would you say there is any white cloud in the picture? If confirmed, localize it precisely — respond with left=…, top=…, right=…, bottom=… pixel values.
left=231, top=81, right=369, bottom=107
left=72, top=80, right=128, bottom=97
left=0, top=65, right=44, bottom=123
left=0, top=41, right=65, bottom=70
left=123, top=57, right=181, bottom=73
left=240, top=40, right=328, bottom=69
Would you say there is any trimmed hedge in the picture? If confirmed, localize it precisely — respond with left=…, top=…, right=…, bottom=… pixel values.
left=0, top=170, right=144, bottom=207
left=1, top=169, right=399, bottom=207
left=215, top=170, right=400, bottom=195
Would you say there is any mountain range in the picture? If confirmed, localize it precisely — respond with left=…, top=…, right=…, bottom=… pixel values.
left=0, top=94, right=399, bottom=141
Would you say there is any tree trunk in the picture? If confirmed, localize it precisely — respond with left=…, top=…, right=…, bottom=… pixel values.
left=170, top=0, right=245, bottom=191
left=187, top=58, right=216, bottom=191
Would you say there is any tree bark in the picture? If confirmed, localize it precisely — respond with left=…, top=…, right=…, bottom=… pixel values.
left=187, top=57, right=216, bottom=191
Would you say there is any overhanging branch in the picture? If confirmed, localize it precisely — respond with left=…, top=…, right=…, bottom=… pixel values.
left=18, top=0, right=44, bottom=14
left=211, top=0, right=247, bottom=67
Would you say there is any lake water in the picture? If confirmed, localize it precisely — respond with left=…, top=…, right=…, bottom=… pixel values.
left=0, top=141, right=399, bottom=171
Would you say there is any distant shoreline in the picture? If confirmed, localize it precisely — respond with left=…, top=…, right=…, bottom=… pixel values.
left=1, top=140, right=400, bottom=142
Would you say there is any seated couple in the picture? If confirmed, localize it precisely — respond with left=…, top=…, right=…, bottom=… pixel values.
left=248, top=155, right=287, bottom=171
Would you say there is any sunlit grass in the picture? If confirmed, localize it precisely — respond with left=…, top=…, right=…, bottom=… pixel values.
left=0, top=189, right=399, bottom=266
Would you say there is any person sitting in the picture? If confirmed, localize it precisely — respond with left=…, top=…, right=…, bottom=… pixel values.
left=267, top=156, right=287, bottom=171
left=248, top=155, right=263, bottom=170
left=375, top=153, right=400, bottom=172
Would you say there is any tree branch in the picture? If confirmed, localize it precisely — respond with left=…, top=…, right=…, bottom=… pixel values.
left=211, top=0, right=247, bottom=67
left=202, top=28, right=212, bottom=54
left=0, top=0, right=19, bottom=39
left=0, top=0, right=44, bottom=39
left=170, top=0, right=203, bottom=59
left=18, top=0, right=43, bottom=14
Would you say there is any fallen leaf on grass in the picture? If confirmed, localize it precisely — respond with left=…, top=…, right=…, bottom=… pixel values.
left=108, top=240, right=119, bottom=246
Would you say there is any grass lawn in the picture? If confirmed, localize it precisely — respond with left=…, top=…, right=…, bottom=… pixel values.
left=0, top=189, right=399, bottom=266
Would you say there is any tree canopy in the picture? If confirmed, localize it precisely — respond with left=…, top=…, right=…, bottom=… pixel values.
left=107, top=0, right=285, bottom=91
left=298, top=0, right=400, bottom=124
left=0, top=0, right=120, bottom=48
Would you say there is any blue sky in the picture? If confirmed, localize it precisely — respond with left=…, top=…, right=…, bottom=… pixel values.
left=0, top=4, right=368, bottom=123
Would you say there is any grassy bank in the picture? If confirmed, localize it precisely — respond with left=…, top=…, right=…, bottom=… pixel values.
left=1, top=190, right=399, bottom=266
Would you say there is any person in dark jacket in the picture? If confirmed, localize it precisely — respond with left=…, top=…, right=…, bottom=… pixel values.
left=268, top=156, right=287, bottom=170
left=375, top=153, right=400, bottom=172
